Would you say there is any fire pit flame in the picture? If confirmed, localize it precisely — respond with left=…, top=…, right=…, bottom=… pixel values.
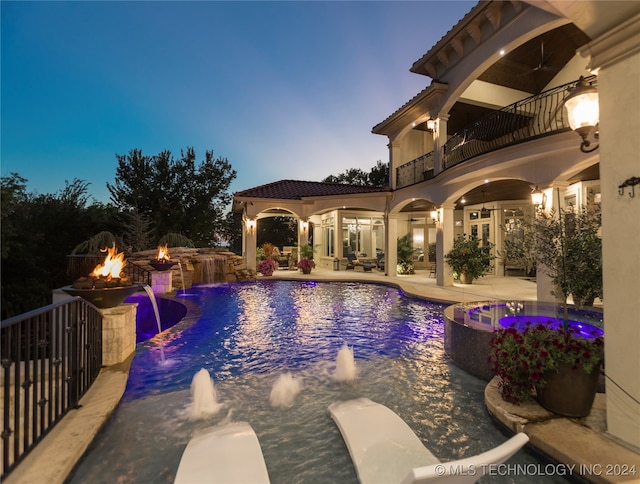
left=149, top=244, right=177, bottom=271
left=91, top=244, right=126, bottom=279
left=156, top=244, right=170, bottom=262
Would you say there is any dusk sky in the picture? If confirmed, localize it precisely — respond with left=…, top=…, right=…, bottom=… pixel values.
left=2, top=1, right=475, bottom=204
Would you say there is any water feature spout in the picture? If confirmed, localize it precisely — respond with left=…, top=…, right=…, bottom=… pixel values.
left=190, top=368, right=223, bottom=419
left=269, top=372, right=302, bottom=408
left=142, top=285, right=165, bottom=364
left=333, top=343, right=357, bottom=382
left=177, top=261, right=186, bottom=295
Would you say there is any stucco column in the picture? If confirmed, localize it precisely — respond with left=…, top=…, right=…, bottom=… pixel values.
left=243, top=218, right=257, bottom=272
left=536, top=183, right=568, bottom=303
left=385, top=213, right=398, bottom=276
left=388, top=140, right=401, bottom=189
left=298, top=218, right=309, bottom=260
left=436, top=203, right=455, bottom=286
left=432, top=114, right=449, bottom=175
left=583, top=17, right=640, bottom=448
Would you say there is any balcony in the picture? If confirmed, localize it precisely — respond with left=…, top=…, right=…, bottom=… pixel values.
left=396, top=76, right=596, bottom=189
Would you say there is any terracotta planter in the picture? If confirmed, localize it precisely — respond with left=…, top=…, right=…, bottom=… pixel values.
left=537, top=362, right=601, bottom=417
left=459, top=272, right=473, bottom=284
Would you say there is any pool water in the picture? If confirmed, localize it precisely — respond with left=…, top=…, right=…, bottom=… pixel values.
left=69, top=281, right=566, bottom=483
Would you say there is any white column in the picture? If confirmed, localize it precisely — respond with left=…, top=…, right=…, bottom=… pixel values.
left=584, top=17, right=640, bottom=448
left=388, top=140, right=401, bottom=189
left=385, top=214, right=398, bottom=276
left=536, top=184, right=568, bottom=303
left=298, top=219, right=309, bottom=261
left=244, top=219, right=257, bottom=272
left=436, top=204, right=455, bottom=286
left=432, top=114, right=449, bottom=176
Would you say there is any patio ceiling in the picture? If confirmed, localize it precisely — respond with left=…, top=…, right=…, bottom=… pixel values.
left=478, top=24, right=590, bottom=94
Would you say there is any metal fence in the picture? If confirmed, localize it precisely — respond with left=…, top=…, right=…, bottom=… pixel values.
left=1, top=298, right=103, bottom=478
left=395, top=76, right=597, bottom=188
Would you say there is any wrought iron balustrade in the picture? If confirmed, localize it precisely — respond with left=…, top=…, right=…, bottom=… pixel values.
left=1, top=299, right=102, bottom=478
left=395, top=76, right=597, bottom=188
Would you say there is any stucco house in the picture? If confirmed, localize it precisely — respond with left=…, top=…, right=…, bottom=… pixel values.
left=233, top=0, right=640, bottom=450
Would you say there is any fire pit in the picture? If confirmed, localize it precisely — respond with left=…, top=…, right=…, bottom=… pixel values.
left=149, top=244, right=177, bottom=271
left=63, top=244, right=141, bottom=308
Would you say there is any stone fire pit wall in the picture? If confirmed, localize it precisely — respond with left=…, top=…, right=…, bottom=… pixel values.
left=128, top=247, right=255, bottom=292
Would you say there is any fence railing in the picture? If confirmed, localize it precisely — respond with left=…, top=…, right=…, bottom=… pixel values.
left=395, top=76, right=597, bottom=188
left=1, top=298, right=103, bottom=478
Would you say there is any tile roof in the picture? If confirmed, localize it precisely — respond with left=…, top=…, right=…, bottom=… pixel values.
left=233, top=179, right=389, bottom=200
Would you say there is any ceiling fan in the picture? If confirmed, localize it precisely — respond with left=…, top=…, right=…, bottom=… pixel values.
left=530, top=39, right=561, bottom=73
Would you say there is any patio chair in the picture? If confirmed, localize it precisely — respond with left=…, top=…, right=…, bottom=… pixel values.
left=175, top=422, right=271, bottom=484
left=328, top=398, right=528, bottom=484
left=346, top=253, right=376, bottom=272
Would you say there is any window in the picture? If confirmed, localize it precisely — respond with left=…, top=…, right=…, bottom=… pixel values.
left=341, top=216, right=383, bottom=258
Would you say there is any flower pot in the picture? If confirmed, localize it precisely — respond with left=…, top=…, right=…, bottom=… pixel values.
left=536, top=362, right=601, bottom=417
left=459, top=272, right=473, bottom=284
left=302, top=269, right=311, bottom=275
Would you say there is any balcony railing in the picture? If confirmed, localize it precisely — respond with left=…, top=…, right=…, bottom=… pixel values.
left=1, top=298, right=103, bottom=478
left=396, top=76, right=597, bottom=189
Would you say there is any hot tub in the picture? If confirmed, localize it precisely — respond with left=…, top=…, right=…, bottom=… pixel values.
left=444, top=301, right=603, bottom=380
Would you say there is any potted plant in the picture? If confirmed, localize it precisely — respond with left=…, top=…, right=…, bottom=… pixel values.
left=295, top=243, right=315, bottom=274
left=445, top=234, right=495, bottom=284
left=257, top=258, right=278, bottom=276
left=296, top=258, right=316, bottom=274
left=489, top=321, right=603, bottom=416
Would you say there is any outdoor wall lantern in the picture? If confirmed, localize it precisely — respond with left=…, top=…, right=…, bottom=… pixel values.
left=530, top=186, right=545, bottom=208
left=300, top=220, right=309, bottom=232
left=564, top=76, right=599, bottom=153
left=426, top=118, right=436, bottom=131
left=245, top=218, right=257, bottom=233
left=430, top=208, right=440, bottom=223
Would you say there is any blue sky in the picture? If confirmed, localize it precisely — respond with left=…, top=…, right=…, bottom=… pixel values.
left=2, top=1, right=475, bottom=204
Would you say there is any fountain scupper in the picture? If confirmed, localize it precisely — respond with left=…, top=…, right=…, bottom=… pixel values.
left=63, top=244, right=139, bottom=308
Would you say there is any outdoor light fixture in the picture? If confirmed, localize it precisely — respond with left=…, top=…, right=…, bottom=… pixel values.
left=245, top=218, right=256, bottom=233
left=300, top=220, right=309, bottom=232
left=430, top=208, right=440, bottom=223
left=530, top=186, right=545, bottom=207
left=564, top=76, right=599, bottom=153
left=426, top=118, right=436, bottom=131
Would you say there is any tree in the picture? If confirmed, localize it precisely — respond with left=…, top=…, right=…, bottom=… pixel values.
left=107, top=147, right=236, bottom=246
left=534, top=205, right=602, bottom=309
left=368, top=160, right=389, bottom=187
left=1, top=174, right=122, bottom=318
left=257, top=216, right=298, bottom=249
left=322, top=161, right=388, bottom=187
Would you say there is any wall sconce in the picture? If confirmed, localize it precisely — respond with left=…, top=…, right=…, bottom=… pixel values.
left=430, top=208, right=440, bottom=223
left=426, top=118, right=436, bottom=131
left=245, top=218, right=256, bottom=233
left=564, top=76, right=599, bottom=153
left=300, top=220, right=309, bottom=232
left=530, top=186, right=546, bottom=208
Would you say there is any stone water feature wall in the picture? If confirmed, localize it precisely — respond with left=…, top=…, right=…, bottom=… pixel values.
left=128, top=248, right=255, bottom=291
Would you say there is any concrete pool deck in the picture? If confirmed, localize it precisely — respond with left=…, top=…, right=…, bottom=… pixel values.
left=6, top=269, right=639, bottom=484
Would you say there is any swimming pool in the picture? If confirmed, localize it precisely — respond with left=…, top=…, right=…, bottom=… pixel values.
left=69, top=281, right=564, bottom=483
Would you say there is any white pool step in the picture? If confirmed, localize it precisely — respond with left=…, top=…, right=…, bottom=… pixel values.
left=329, top=397, right=529, bottom=484
left=174, top=421, right=270, bottom=484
